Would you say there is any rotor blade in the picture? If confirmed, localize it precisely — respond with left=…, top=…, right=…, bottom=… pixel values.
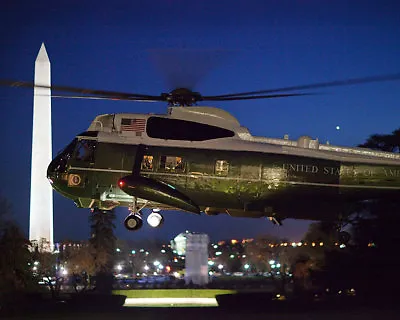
left=203, top=92, right=313, bottom=101
left=207, top=73, right=400, bottom=98
left=0, top=80, right=162, bottom=100
left=149, top=48, right=230, bottom=90
left=50, top=94, right=161, bottom=102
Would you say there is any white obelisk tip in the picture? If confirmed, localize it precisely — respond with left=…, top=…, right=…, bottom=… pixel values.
left=36, top=43, right=50, bottom=62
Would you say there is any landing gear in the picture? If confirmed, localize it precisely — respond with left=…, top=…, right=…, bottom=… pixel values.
left=338, top=231, right=351, bottom=244
left=124, top=197, right=145, bottom=231
left=268, top=216, right=283, bottom=226
left=333, top=216, right=353, bottom=244
left=123, top=198, right=164, bottom=231
left=124, top=214, right=143, bottom=231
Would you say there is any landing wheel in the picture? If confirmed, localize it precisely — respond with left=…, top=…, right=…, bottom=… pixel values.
left=338, top=231, right=351, bottom=244
left=147, top=210, right=164, bottom=228
left=124, top=214, right=143, bottom=231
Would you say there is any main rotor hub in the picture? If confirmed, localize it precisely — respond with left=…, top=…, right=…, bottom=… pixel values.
left=162, top=88, right=203, bottom=106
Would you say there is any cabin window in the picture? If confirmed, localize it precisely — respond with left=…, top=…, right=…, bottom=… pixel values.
left=141, top=155, right=154, bottom=171
left=215, top=160, right=229, bottom=176
left=146, top=117, right=235, bottom=141
left=160, top=156, right=185, bottom=173
left=74, top=139, right=96, bottom=162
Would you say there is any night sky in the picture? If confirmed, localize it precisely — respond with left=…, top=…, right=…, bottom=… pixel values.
left=1, top=1, right=400, bottom=242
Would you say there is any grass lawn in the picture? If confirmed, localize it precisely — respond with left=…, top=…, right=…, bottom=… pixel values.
left=112, top=289, right=236, bottom=299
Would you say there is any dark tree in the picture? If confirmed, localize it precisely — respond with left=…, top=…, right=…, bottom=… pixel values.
left=314, top=129, right=400, bottom=299
left=89, top=208, right=116, bottom=293
left=0, top=196, right=36, bottom=304
left=358, top=128, right=400, bottom=152
left=0, top=225, right=33, bottom=293
left=32, top=247, right=64, bottom=299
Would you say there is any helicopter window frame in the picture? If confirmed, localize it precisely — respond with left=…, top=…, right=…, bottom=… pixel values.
left=74, top=139, right=97, bottom=163
left=141, top=155, right=154, bottom=171
left=146, top=117, right=235, bottom=141
left=215, top=160, right=229, bottom=176
left=159, top=156, right=185, bottom=173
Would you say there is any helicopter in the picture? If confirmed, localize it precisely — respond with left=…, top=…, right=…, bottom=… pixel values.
left=2, top=75, right=400, bottom=233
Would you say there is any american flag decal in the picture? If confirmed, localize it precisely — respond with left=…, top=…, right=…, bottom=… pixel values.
left=121, top=118, right=146, bottom=132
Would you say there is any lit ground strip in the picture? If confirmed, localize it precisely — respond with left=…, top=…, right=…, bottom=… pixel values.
left=124, top=297, right=218, bottom=307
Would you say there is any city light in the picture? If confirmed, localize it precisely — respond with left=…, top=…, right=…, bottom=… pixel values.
left=244, top=264, right=250, bottom=270
left=116, top=248, right=121, bottom=252
left=269, top=260, right=276, bottom=265
left=131, top=250, right=136, bottom=254
left=117, top=264, right=122, bottom=271
left=62, top=269, right=68, bottom=275
left=215, top=251, right=222, bottom=256
left=153, top=261, right=160, bottom=266
left=144, top=265, right=149, bottom=271
left=218, top=264, right=224, bottom=270
left=208, top=260, right=215, bottom=266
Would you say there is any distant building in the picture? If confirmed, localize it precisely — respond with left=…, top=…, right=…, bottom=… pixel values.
left=171, top=231, right=209, bottom=286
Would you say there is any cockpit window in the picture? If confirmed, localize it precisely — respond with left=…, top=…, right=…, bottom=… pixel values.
left=146, top=117, right=235, bottom=141
left=74, top=139, right=97, bottom=162
left=51, top=139, right=77, bottom=173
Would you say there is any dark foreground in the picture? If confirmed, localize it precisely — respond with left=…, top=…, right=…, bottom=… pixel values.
left=2, top=293, right=400, bottom=320
left=2, top=306, right=399, bottom=320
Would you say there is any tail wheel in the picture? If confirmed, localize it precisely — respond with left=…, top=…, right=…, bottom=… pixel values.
left=338, top=231, right=351, bottom=244
left=124, top=214, right=143, bottom=231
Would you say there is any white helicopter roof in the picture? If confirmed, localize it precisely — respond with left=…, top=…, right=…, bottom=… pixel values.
left=87, top=106, right=243, bottom=132
left=86, top=106, right=400, bottom=165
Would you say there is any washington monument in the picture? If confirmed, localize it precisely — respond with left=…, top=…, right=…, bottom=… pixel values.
left=29, top=43, right=53, bottom=251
